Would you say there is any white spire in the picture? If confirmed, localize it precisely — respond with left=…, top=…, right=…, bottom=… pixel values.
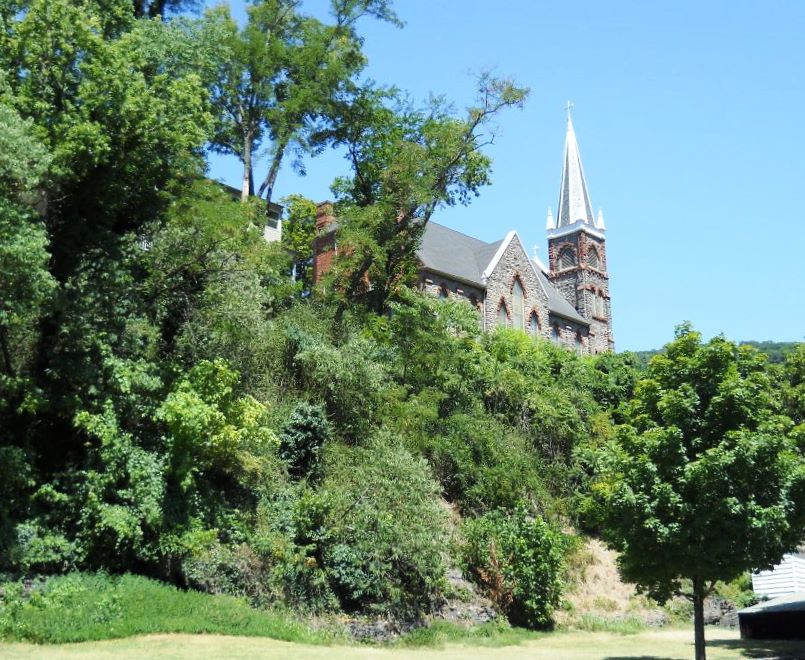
left=596, top=208, right=606, bottom=230
left=546, top=208, right=556, bottom=230
left=556, top=111, right=595, bottom=228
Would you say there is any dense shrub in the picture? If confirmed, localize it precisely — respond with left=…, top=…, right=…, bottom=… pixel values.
left=397, top=405, right=551, bottom=515
left=278, top=402, right=331, bottom=480
left=462, top=505, right=566, bottom=629
left=318, top=438, right=449, bottom=617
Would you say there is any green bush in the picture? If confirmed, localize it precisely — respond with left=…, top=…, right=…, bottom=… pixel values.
left=318, top=438, right=449, bottom=617
left=462, top=505, right=566, bottom=629
left=279, top=402, right=331, bottom=480
left=405, top=409, right=552, bottom=515
left=0, top=572, right=334, bottom=644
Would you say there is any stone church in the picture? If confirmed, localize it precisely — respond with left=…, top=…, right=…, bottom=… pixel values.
left=312, top=114, right=614, bottom=355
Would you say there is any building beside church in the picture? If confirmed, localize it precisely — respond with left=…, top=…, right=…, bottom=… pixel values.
left=313, top=114, right=614, bottom=355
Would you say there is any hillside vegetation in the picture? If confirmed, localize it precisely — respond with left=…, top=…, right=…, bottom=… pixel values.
left=2, top=0, right=804, bottom=647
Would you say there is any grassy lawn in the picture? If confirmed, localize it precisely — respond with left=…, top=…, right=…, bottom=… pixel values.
left=2, top=628, right=804, bottom=659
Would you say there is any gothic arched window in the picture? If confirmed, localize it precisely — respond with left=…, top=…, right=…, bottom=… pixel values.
left=587, top=246, right=600, bottom=269
left=529, top=311, right=540, bottom=334
left=497, top=300, right=509, bottom=327
left=438, top=284, right=448, bottom=299
left=575, top=333, right=583, bottom=355
left=512, top=278, right=524, bottom=329
left=551, top=324, right=560, bottom=343
left=558, top=247, right=577, bottom=270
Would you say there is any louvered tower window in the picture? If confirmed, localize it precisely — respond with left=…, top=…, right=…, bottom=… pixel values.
left=587, top=246, right=600, bottom=269
left=558, top=247, right=576, bottom=270
left=512, top=279, right=524, bottom=329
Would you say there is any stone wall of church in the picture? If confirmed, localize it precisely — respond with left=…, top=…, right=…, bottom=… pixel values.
left=482, top=237, right=552, bottom=340
left=419, top=272, right=484, bottom=309
left=547, top=314, right=593, bottom=355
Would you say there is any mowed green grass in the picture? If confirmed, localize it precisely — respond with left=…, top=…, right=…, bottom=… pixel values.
left=2, top=628, right=804, bottom=660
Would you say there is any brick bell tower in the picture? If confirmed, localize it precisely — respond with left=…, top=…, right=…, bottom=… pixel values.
left=546, top=107, right=614, bottom=353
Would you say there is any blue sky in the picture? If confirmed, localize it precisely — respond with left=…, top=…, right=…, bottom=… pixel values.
left=205, top=1, right=805, bottom=351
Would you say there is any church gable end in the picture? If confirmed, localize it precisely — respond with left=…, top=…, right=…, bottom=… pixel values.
left=482, top=234, right=548, bottom=337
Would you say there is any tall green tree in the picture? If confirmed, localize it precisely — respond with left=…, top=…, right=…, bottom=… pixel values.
left=321, top=76, right=528, bottom=313
left=596, top=324, right=805, bottom=660
left=132, top=0, right=199, bottom=19
left=206, top=0, right=399, bottom=203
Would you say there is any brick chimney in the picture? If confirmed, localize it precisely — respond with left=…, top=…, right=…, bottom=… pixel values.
left=313, top=201, right=336, bottom=284
left=315, top=201, right=334, bottom=234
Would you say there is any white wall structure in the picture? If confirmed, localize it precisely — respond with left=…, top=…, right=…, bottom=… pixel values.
left=752, top=552, right=805, bottom=599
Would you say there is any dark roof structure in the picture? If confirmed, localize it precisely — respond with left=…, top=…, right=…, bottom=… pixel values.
left=418, top=221, right=588, bottom=325
left=738, top=592, right=805, bottom=640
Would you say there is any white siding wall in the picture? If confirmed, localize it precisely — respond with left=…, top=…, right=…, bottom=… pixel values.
left=752, top=553, right=805, bottom=599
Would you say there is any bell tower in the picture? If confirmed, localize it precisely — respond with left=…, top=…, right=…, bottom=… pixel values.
left=546, top=107, right=613, bottom=353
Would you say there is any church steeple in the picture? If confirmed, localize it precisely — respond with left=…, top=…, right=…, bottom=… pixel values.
left=556, top=111, right=596, bottom=229
left=546, top=107, right=613, bottom=353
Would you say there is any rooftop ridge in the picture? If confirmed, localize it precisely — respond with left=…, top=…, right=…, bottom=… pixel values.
left=426, top=219, right=496, bottom=246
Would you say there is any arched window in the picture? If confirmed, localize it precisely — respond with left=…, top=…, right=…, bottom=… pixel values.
left=587, top=246, right=600, bottom=269
left=512, top=278, right=524, bottom=329
left=558, top=247, right=577, bottom=270
left=575, top=333, right=583, bottom=355
left=529, top=311, right=540, bottom=334
left=437, top=284, right=448, bottom=299
left=497, top=301, right=509, bottom=327
left=469, top=293, right=479, bottom=309
left=551, top=324, right=560, bottom=343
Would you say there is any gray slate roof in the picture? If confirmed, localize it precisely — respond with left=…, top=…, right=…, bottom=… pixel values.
left=417, top=221, right=500, bottom=287
left=418, top=221, right=588, bottom=326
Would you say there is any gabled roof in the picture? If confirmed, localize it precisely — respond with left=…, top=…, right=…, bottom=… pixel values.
left=418, top=221, right=589, bottom=326
left=417, top=221, right=501, bottom=287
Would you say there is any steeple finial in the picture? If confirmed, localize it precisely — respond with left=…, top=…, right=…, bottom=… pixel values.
left=546, top=208, right=556, bottom=230
left=555, top=108, right=595, bottom=229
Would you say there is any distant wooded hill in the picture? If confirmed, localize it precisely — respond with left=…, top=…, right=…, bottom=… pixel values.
left=631, top=341, right=802, bottom=368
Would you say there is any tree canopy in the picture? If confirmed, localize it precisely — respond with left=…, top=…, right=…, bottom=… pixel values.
left=595, top=324, right=805, bottom=659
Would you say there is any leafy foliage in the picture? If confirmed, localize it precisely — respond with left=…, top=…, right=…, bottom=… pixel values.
left=279, top=402, right=331, bottom=479
left=3, top=0, right=800, bottom=637
left=594, top=324, right=805, bottom=659
left=0, top=572, right=331, bottom=644
left=462, top=506, right=566, bottom=629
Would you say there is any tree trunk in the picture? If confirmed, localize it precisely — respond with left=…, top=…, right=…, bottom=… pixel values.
left=0, top=327, right=14, bottom=377
left=241, top=131, right=254, bottom=202
left=257, top=134, right=289, bottom=206
left=693, top=578, right=706, bottom=660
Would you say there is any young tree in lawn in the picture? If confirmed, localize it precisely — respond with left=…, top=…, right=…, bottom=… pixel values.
left=596, top=323, right=805, bottom=660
